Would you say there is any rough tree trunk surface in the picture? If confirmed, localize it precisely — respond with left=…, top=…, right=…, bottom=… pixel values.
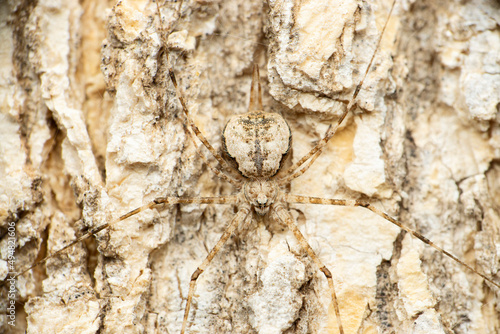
left=1, top=0, right=499, bottom=333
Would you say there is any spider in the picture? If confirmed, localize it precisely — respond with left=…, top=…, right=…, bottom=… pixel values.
left=6, top=0, right=500, bottom=333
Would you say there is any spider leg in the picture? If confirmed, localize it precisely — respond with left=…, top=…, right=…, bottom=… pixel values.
left=277, top=0, right=397, bottom=185
left=155, top=3, right=238, bottom=180
left=8, top=196, right=238, bottom=282
left=285, top=194, right=500, bottom=290
left=181, top=204, right=251, bottom=334
left=248, top=64, right=263, bottom=112
left=167, top=69, right=235, bottom=174
left=181, top=121, right=242, bottom=186
left=272, top=204, right=344, bottom=334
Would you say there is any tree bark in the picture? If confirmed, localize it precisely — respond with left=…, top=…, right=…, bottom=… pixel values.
left=1, top=0, right=499, bottom=333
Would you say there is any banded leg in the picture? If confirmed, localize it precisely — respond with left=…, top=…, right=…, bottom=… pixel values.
left=285, top=194, right=500, bottom=290
left=181, top=205, right=251, bottom=334
left=180, top=121, right=242, bottom=187
left=272, top=204, right=344, bottom=334
left=248, top=64, right=263, bottom=112
left=10, top=196, right=238, bottom=281
left=277, top=0, right=397, bottom=184
left=155, top=3, right=236, bottom=178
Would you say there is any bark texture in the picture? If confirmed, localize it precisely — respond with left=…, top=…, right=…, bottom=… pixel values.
left=1, top=0, right=500, bottom=333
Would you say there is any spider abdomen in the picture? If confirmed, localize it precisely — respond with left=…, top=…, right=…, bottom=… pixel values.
left=222, top=111, right=291, bottom=178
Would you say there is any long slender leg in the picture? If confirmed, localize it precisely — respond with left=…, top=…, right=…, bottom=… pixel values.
left=8, top=196, right=238, bottom=281
left=272, top=204, right=344, bottom=334
left=285, top=194, right=500, bottom=289
left=167, top=69, right=235, bottom=173
left=180, top=121, right=242, bottom=187
left=155, top=3, right=236, bottom=178
left=277, top=0, right=396, bottom=184
left=248, top=64, right=263, bottom=112
left=181, top=205, right=251, bottom=334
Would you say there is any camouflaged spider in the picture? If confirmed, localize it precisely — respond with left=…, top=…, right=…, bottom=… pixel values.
left=11, top=1, right=500, bottom=333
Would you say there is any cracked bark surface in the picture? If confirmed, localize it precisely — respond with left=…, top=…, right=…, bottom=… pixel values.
left=1, top=0, right=500, bottom=333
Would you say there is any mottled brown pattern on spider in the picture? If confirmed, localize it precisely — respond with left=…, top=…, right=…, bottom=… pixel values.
left=223, top=110, right=291, bottom=179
